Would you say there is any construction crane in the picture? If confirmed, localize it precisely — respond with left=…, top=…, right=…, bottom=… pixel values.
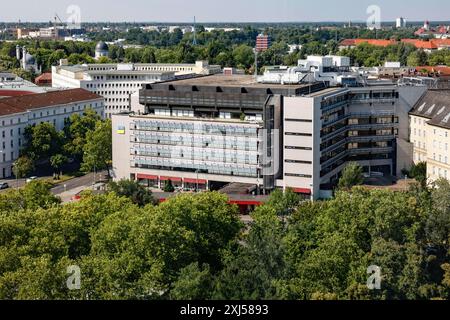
left=53, top=13, right=64, bottom=40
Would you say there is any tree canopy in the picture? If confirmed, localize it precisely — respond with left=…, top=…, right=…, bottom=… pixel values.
left=0, top=179, right=448, bottom=300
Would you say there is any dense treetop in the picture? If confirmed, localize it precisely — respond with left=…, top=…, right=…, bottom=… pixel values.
left=0, top=178, right=448, bottom=300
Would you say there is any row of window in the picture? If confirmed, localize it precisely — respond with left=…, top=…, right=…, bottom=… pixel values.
left=432, top=166, right=448, bottom=179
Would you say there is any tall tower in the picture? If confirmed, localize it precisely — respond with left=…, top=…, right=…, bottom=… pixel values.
left=16, top=45, right=21, bottom=60
left=22, top=47, right=27, bottom=70
left=193, top=16, right=197, bottom=45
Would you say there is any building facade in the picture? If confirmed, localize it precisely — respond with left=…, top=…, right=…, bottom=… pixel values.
left=409, top=89, right=450, bottom=182
left=0, top=89, right=104, bottom=178
left=112, top=74, right=425, bottom=199
left=52, top=61, right=221, bottom=118
left=256, top=34, right=271, bottom=52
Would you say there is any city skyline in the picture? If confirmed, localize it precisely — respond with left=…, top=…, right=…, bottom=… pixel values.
left=1, top=0, right=449, bottom=23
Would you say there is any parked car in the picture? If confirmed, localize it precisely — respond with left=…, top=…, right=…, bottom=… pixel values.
left=0, top=182, right=9, bottom=190
left=26, top=176, right=38, bottom=183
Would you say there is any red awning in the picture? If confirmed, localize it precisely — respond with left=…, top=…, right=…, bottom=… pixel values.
left=160, top=176, right=182, bottom=182
left=184, top=178, right=207, bottom=184
left=293, top=188, right=312, bottom=195
left=137, top=174, right=158, bottom=180
left=229, top=200, right=264, bottom=206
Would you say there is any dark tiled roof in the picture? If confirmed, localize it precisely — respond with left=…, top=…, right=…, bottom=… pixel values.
left=410, top=89, right=450, bottom=129
left=0, top=88, right=102, bottom=117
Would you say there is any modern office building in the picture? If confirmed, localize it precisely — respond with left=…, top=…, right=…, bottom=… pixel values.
left=52, top=60, right=221, bottom=117
left=0, top=89, right=104, bottom=178
left=396, top=17, right=407, bottom=28
left=409, top=89, right=450, bottom=182
left=112, top=72, right=425, bottom=199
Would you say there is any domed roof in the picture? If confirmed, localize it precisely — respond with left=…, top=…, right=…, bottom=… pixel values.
left=96, top=41, right=109, bottom=51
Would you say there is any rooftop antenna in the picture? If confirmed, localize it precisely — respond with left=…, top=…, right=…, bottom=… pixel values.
left=193, top=16, right=197, bottom=45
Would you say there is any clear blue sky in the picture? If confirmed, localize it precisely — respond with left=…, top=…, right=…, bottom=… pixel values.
left=1, top=0, right=449, bottom=23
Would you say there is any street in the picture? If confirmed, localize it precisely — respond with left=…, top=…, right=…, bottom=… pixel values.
left=0, top=171, right=108, bottom=199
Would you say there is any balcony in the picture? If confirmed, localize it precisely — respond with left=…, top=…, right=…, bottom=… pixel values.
left=350, top=97, right=396, bottom=104
left=347, top=122, right=398, bottom=131
left=348, top=147, right=393, bottom=155
left=321, top=100, right=348, bottom=113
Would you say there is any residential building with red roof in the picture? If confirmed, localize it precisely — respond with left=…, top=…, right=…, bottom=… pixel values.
left=0, top=88, right=104, bottom=178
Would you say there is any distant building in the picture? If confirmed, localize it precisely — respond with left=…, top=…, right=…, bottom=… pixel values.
left=34, top=73, right=52, bottom=86
left=288, top=44, right=303, bottom=54
left=409, top=89, right=450, bottom=182
left=396, top=17, right=407, bottom=28
left=0, top=72, right=50, bottom=98
left=339, top=38, right=450, bottom=53
left=339, top=39, right=397, bottom=50
left=15, top=45, right=40, bottom=74
left=0, top=89, right=104, bottom=178
left=95, top=41, right=109, bottom=60
left=256, top=34, right=271, bottom=52
left=415, top=24, right=450, bottom=39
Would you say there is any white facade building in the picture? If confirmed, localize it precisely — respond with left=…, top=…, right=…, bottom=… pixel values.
left=0, top=89, right=104, bottom=178
left=396, top=17, right=407, bottom=28
left=52, top=61, right=221, bottom=118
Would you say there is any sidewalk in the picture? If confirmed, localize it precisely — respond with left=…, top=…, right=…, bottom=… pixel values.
left=57, top=185, right=90, bottom=203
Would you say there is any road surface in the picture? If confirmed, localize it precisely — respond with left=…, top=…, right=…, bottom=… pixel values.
left=0, top=171, right=108, bottom=197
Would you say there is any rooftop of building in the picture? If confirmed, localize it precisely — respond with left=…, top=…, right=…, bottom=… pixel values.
left=340, top=38, right=450, bottom=49
left=87, top=70, right=174, bottom=76
left=409, top=89, right=450, bottom=129
left=0, top=73, right=49, bottom=96
left=415, top=66, right=450, bottom=76
left=0, top=88, right=102, bottom=117
left=151, top=74, right=315, bottom=89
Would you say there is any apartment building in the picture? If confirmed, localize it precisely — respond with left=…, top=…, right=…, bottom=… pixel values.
left=112, top=73, right=425, bottom=199
left=256, top=34, right=271, bottom=52
left=52, top=61, right=221, bottom=118
left=409, top=89, right=450, bottom=182
left=0, top=89, right=104, bottom=178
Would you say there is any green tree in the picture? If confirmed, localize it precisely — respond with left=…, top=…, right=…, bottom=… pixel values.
left=407, top=49, right=428, bottom=66
left=232, top=44, right=254, bottom=70
left=12, top=156, right=34, bottom=179
left=63, top=108, right=101, bottom=160
left=409, top=162, right=427, bottom=186
left=213, top=205, right=285, bottom=300
left=338, top=162, right=364, bottom=191
left=170, top=263, right=213, bottom=300
left=163, top=180, right=175, bottom=193
left=50, top=154, right=68, bottom=180
left=23, top=122, right=64, bottom=161
left=141, top=47, right=156, bottom=63
left=108, top=179, right=155, bottom=207
left=81, top=120, right=112, bottom=177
